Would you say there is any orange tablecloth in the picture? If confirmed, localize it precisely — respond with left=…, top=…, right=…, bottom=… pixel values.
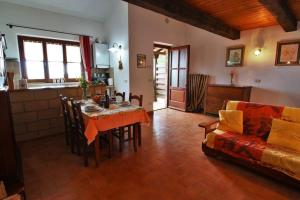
left=84, top=109, right=150, bottom=144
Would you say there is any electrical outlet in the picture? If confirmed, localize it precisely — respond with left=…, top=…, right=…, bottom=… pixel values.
left=255, top=79, right=261, bottom=83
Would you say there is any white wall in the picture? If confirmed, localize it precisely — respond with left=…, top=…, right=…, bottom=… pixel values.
left=2, top=1, right=299, bottom=108
left=104, top=0, right=129, bottom=97
left=128, top=4, right=189, bottom=111
left=0, top=2, right=104, bottom=59
left=188, top=23, right=300, bottom=107
left=128, top=4, right=300, bottom=109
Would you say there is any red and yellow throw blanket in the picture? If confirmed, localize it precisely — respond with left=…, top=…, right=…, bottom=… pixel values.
left=205, top=101, right=300, bottom=180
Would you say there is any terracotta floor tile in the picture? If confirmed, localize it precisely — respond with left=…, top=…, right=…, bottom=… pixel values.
left=19, top=109, right=300, bottom=200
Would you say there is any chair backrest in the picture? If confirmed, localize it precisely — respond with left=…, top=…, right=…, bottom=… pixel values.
left=114, top=91, right=125, bottom=102
left=60, top=95, right=68, bottom=123
left=129, top=93, right=143, bottom=107
left=70, top=99, right=85, bottom=136
left=59, top=94, right=73, bottom=124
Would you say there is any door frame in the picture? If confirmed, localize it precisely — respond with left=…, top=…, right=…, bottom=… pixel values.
left=168, top=45, right=190, bottom=111
left=153, top=43, right=171, bottom=109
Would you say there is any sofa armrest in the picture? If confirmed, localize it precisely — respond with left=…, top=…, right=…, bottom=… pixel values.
left=199, top=119, right=219, bottom=137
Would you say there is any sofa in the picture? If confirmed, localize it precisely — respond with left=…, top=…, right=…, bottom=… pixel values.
left=200, top=100, right=300, bottom=188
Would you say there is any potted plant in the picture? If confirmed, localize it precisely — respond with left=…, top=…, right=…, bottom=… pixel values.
left=79, top=77, right=89, bottom=99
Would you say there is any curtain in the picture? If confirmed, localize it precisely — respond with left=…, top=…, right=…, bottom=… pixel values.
left=79, top=36, right=92, bottom=81
left=187, top=74, right=209, bottom=112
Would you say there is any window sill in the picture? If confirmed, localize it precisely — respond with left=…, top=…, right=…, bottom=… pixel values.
left=27, top=82, right=79, bottom=89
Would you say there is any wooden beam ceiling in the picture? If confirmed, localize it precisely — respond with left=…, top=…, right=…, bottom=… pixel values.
left=123, top=0, right=240, bottom=40
left=259, top=0, right=297, bottom=32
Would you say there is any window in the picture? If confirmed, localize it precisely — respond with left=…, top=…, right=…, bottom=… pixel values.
left=18, top=36, right=82, bottom=82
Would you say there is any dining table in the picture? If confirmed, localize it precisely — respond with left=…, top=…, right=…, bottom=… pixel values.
left=77, top=99, right=150, bottom=166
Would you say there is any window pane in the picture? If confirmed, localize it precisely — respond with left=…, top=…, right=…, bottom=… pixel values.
left=67, top=63, right=81, bottom=79
left=26, top=61, right=44, bottom=79
left=179, top=69, right=187, bottom=88
left=171, top=69, right=178, bottom=87
left=66, top=45, right=81, bottom=62
left=48, top=62, right=64, bottom=79
left=179, top=48, right=188, bottom=68
left=24, top=41, right=43, bottom=61
left=171, top=50, right=178, bottom=69
left=47, top=43, right=63, bottom=62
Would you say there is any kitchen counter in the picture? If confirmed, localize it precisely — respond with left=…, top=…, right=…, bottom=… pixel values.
left=9, top=83, right=106, bottom=92
left=9, top=84, right=106, bottom=142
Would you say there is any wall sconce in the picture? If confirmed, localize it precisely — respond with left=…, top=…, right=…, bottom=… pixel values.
left=108, top=43, right=122, bottom=53
left=109, top=43, right=123, bottom=70
left=254, top=48, right=262, bottom=56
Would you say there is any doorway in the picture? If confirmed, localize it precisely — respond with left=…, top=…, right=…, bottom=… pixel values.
left=153, top=44, right=170, bottom=111
left=168, top=45, right=190, bottom=111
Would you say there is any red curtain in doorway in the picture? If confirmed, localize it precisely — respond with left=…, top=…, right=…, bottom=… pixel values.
left=79, top=35, right=92, bottom=81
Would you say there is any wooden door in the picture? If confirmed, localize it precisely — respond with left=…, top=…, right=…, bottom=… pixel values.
left=168, top=45, right=190, bottom=111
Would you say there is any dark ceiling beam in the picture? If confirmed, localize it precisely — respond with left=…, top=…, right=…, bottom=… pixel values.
left=259, top=0, right=297, bottom=32
left=123, top=0, right=240, bottom=40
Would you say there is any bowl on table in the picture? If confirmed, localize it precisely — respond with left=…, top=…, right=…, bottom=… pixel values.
left=92, top=95, right=102, bottom=104
left=84, top=104, right=102, bottom=112
left=119, top=101, right=131, bottom=107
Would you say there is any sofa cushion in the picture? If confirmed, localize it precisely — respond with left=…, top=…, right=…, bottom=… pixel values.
left=261, top=145, right=300, bottom=180
left=206, top=130, right=267, bottom=162
left=267, top=119, right=300, bottom=153
left=281, top=106, right=300, bottom=123
left=205, top=130, right=300, bottom=180
left=226, top=101, right=284, bottom=140
left=217, top=110, right=243, bottom=134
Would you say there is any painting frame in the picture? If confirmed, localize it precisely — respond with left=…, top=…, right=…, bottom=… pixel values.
left=275, top=40, right=300, bottom=66
left=225, top=45, right=245, bottom=67
left=137, top=54, right=146, bottom=68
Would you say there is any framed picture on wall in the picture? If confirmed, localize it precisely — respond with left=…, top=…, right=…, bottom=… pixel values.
left=137, top=54, right=146, bottom=68
left=226, top=45, right=245, bottom=67
left=275, top=40, right=300, bottom=66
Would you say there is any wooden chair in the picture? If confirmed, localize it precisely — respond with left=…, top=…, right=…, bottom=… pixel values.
left=59, top=94, right=72, bottom=146
left=114, top=93, right=143, bottom=153
left=114, top=91, right=126, bottom=102
left=59, top=94, right=76, bottom=153
left=129, top=93, right=143, bottom=107
left=70, top=99, right=113, bottom=166
left=129, top=93, right=143, bottom=147
left=70, top=99, right=91, bottom=166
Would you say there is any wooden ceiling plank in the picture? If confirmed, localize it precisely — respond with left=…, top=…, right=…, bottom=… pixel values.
left=259, top=0, right=297, bottom=32
left=123, top=0, right=240, bottom=40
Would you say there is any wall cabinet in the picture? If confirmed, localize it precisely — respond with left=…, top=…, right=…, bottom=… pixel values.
left=93, top=43, right=110, bottom=68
